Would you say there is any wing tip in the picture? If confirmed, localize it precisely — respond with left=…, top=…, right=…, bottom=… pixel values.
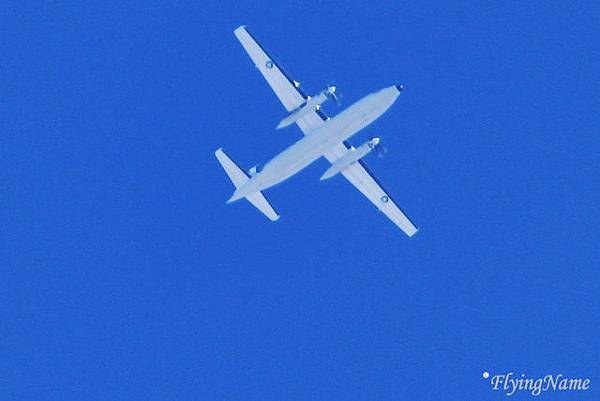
left=407, top=227, right=418, bottom=237
left=234, top=25, right=247, bottom=34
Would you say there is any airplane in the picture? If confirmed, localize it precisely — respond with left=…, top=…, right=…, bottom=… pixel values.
left=215, top=26, right=418, bottom=236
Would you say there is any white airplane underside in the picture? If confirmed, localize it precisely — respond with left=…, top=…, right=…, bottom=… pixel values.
left=215, top=26, right=418, bottom=237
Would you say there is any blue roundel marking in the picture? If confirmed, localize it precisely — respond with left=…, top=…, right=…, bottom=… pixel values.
left=381, top=195, right=389, bottom=203
left=265, top=60, right=274, bottom=69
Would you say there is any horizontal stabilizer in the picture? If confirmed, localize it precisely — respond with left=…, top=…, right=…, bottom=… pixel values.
left=215, top=148, right=280, bottom=221
left=215, top=148, right=248, bottom=189
left=245, top=191, right=280, bottom=221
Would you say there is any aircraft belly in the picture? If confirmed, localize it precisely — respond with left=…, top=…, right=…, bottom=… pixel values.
left=258, top=138, right=326, bottom=190
left=252, top=86, right=400, bottom=193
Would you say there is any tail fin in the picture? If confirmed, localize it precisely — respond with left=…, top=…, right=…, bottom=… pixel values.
left=214, top=148, right=280, bottom=221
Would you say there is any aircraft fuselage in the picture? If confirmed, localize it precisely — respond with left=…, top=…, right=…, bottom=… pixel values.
left=229, top=85, right=401, bottom=202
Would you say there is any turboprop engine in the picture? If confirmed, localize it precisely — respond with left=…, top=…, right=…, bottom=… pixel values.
left=320, top=137, right=380, bottom=180
left=276, top=85, right=339, bottom=129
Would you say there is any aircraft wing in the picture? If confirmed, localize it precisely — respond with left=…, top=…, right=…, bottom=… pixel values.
left=233, top=26, right=328, bottom=133
left=234, top=26, right=417, bottom=236
left=324, top=143, right=419, bottom=236
left=234, top=26, right=307, bottom=112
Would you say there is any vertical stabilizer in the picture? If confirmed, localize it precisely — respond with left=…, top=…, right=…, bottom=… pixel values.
left=214, top=148, right=280, bottom=221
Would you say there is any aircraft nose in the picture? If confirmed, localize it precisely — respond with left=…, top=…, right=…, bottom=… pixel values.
left=395, top=84, right=404, bottom=92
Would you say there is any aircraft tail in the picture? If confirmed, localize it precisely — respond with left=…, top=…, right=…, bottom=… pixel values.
left=214, top=148, right=280, bottom=221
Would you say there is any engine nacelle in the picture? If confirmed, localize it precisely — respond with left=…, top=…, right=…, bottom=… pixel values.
left=276, top=86, right=337, bottom=129
left=320, top=137, right=380, bottom=180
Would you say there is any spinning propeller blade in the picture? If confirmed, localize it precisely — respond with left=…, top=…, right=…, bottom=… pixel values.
left=327, top=84, right=342, bottom=106
left=376, top=144, right=387, bottom=158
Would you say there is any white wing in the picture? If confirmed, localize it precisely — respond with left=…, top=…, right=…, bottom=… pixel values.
left=234, top=26, right=418, bottom=236
left=233, top=25, right=328, bottom=133
left=324, top=143, right=418, bottom=236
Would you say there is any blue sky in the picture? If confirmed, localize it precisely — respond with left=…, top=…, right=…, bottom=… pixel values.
left=2, top=1, right=598, bottom=400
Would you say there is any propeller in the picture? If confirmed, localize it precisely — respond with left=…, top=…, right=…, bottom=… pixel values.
left=368, top=137, right=386, bottom=158
left=376, top=143, right=387, bottom=158
left=326, top=84, right=342, bottom=106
